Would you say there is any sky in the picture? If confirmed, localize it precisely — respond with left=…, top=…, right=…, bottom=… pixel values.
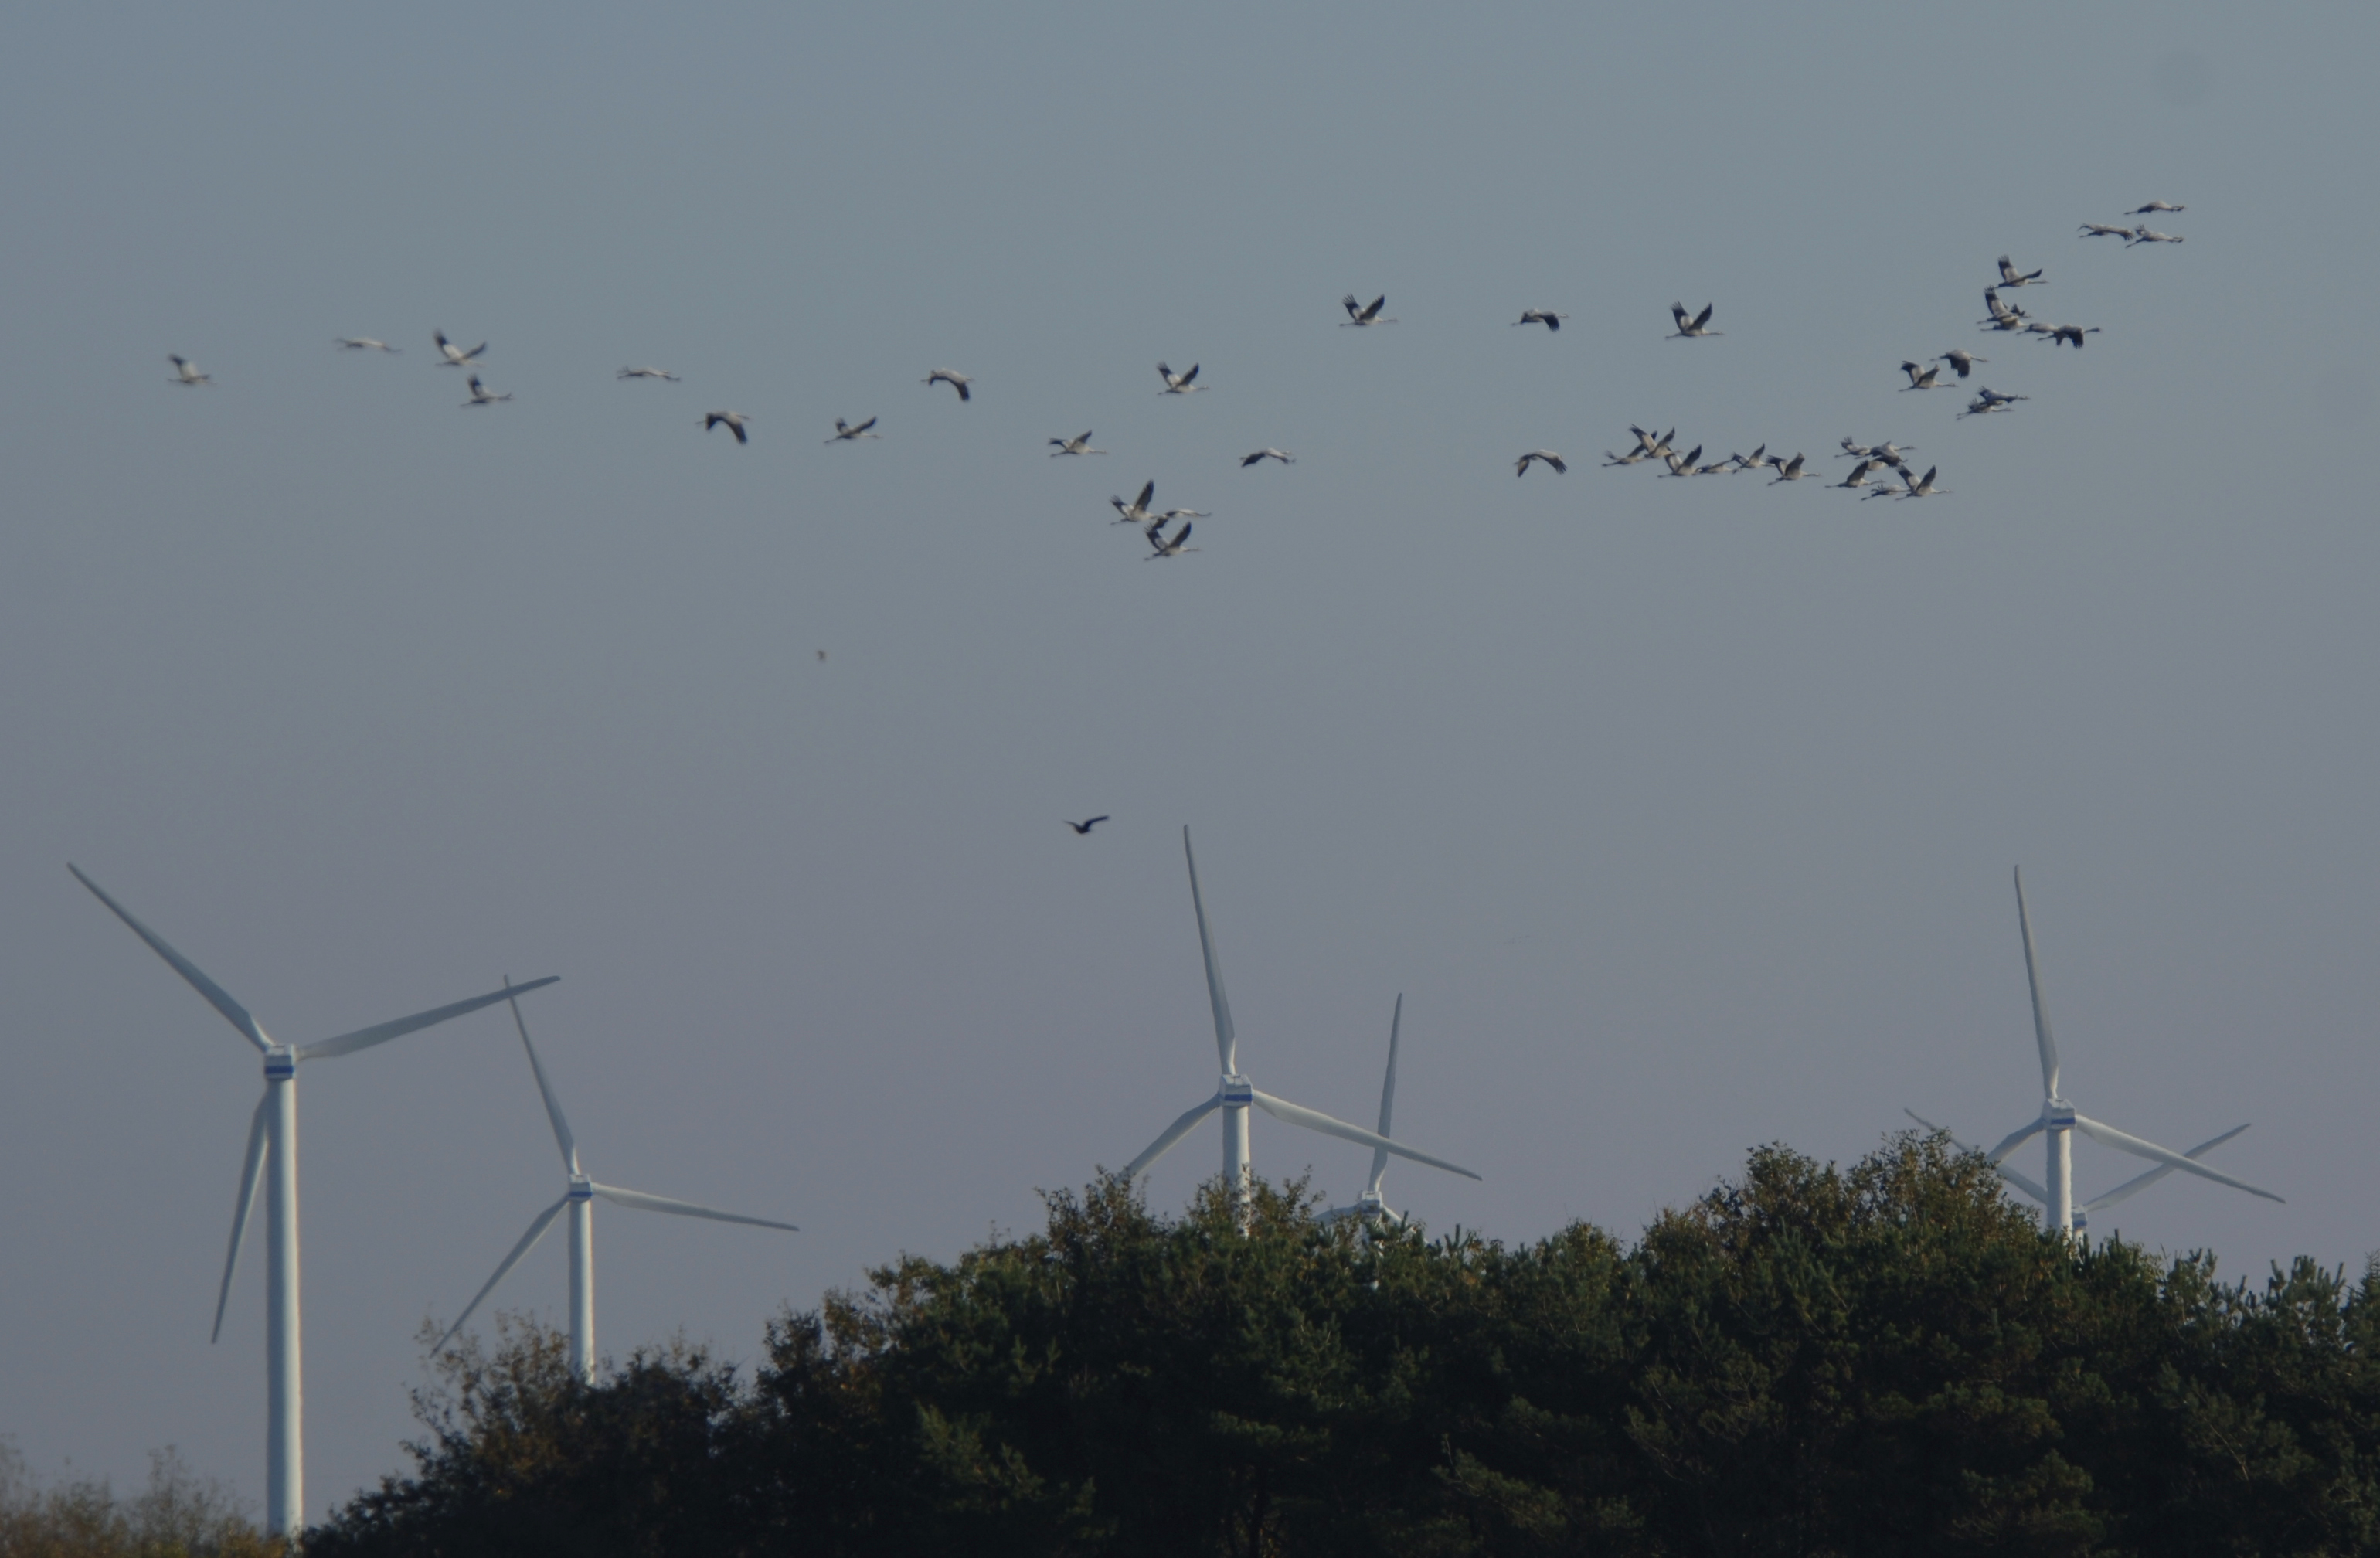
left=3, top=0, right=2377, bottom=1526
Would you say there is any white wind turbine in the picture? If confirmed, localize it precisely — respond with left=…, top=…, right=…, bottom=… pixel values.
left=1316, top=994, right=1416, bottom=1227
left=1124, top=829, right=1480, bottom=1221
left=434, top=982, right=798, bottom=1382
left=1963, top=868, right=2282, bottom=1240
left=69, top=865, right=556, bottom=1539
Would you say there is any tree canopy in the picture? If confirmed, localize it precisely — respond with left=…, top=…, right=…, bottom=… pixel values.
left=308, top=1134, right=2380, bottom=1558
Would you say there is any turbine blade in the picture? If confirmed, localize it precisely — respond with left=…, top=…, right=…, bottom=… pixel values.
left=2070, top=1114, right=2282, bottom=1203
left=1984, top=1120, right=2045, bottom=1164
left=1182, top=828, right=1236, bottom=1073
left=298, top=975, right=558, bottom=1060
left=2082, top=1124, right=2249, bottom=1213
left=1906, top=1109, right=2055, bottom=1204
left=210, top=1091, right=272, bottom=1343
left=433, top=1195, right=570, bottom=1355
left=587, top=1182, right=799, bottom=1232
left=70, top=866, right=269, bottom=1052
left=1990, top=1161, right=2055, bottom=1206
left=1368, top=995, right=1401, bottom=1195
left=1124, top=1096, right=1224, bottom=1179
left=1902, top=1107, right=1981, bottom=1155
left=504, top=978, right=576, bottom=1173
left=1248, top=1089, right=1481, bottom=1180
left=2013, top=868, right=2060, bottom=1099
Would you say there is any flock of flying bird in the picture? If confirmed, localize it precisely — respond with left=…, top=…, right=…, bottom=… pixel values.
left=164, top=206, right=2187, bottom=552
left=1577, top=202, right=2190, bottom=503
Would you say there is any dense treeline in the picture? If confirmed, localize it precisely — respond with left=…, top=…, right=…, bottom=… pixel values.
left=311, top=1136, right=2380, bottom=1557
left=0, top=1444, right=272, bottom=1558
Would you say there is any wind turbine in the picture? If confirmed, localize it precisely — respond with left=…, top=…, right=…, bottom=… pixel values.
left=69, top=865, right=556, bottom=1539
left=1124, top=829, right=1480, bottom=1223
left=1967, top=868, right=2281, bottom=1240
left=1317, top=994, right=1413, bottom=1228
left=434, top=982, right=798, bottom=1383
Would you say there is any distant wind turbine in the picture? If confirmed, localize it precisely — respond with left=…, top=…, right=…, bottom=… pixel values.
left=434, top=983, right=797, bottom=1383
left=1122, top=830, right=1480, bottom=1224
left=1945, top=869, right=2283, bottom=1240
left=69, top=865, right=554, bottom=1538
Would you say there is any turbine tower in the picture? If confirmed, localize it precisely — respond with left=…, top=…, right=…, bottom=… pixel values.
left=1124, top=829, right=1480, bottom=1223
left=1318, top=994, right=1411, bottom=1227
left=434, top=981, right=799, bottom=1382
left=1972, top=867, right=2281, bottom=1240
left=70, top=866, right=556, bottom=1539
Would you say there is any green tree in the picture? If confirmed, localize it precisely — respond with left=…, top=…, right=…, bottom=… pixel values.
left=308, top=1141, right=2380, bottom=1558
left=0, top=1441, right=274, bottom=1558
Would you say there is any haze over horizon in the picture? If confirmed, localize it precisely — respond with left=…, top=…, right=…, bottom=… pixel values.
left=4, top=0, right=2376, bottom=1526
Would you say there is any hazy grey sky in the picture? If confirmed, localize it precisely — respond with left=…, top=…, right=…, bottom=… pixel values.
left=5, top=0, right=2376, bottom=1526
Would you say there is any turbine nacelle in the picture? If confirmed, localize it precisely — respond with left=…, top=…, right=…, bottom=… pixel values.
left=2041, top=1100, right=2076, bottom=1129
left=1219, top=1074, right=1254, bottom=1107
left=567, top=1175, right=595, bottom=1203
left=263, top=1046, right=296, bottom=1081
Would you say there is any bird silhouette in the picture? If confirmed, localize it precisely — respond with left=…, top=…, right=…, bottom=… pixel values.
left=1066, top=817, right=1110, bottom=835
left=1668, top=302, right=1721, bottom=338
